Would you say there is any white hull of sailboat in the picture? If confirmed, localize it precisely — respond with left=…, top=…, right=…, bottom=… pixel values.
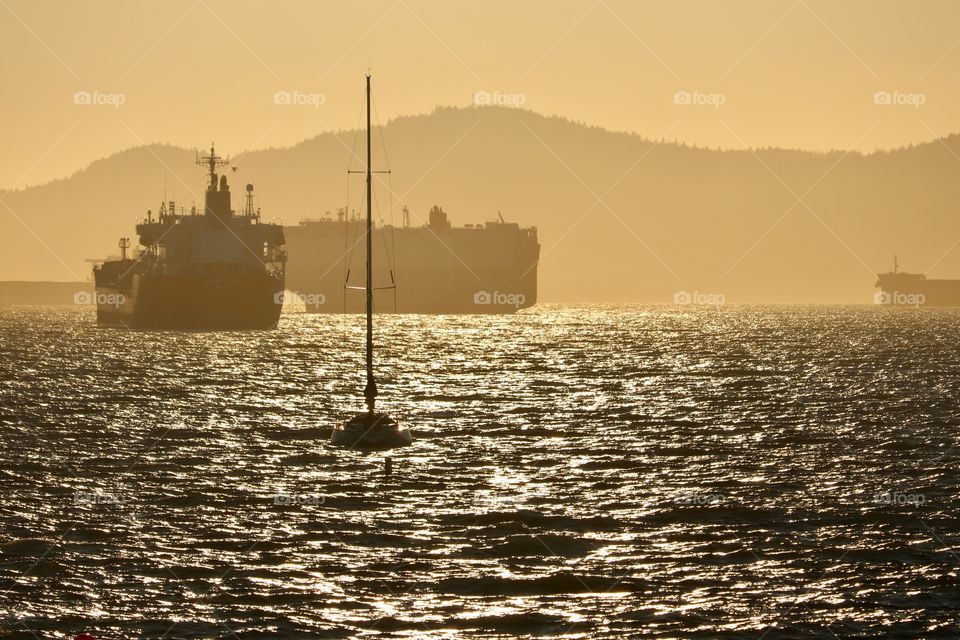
left=330, top=412, right=412, bottom=449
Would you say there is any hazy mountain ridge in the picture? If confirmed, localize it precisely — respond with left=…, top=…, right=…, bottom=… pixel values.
left=3, top=106, right=960, bottom=303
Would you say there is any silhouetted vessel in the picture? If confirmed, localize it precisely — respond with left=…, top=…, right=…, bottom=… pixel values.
left=285, top=206, right=539, bottom=314
left=93, top=145, right=286, bottom=329
left=875, top=256, right=960, bottom=306
left=331, top=75, right=412, bottom=449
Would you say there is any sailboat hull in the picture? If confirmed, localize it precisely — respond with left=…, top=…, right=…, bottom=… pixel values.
left=330, top=412, right=412, bottom=449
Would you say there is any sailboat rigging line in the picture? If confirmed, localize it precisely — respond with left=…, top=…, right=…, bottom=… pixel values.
left=389, top=175, right=397, bottom=313
left=342, top=200, right=349, bottom=311
left=371, top=186, right=399, bottom=314
left=372, top=93, right=392, bottom=173
left=343, top=88, right=368, bottom=311
left=373, top=93, right=399, bottom=312
left=345, top=188, right=367, bottom=289
left=349, top=90, right=366, bottom=171
left=371, top=185, right=397, bottom=282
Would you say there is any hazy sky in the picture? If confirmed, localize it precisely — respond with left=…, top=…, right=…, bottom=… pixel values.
left=2, top=0, right=960, bottom=189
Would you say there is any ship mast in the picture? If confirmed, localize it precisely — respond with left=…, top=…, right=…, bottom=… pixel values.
left=363, top=74, right=377, bottom=415
left=196, top=144, right=229, bottom=189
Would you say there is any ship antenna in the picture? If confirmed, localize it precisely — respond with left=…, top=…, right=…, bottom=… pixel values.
left=196, top=143, right=230, bottom=188
left=244, top=183, right=256, bottom=217
left=894, top=255, right=898, bottom=274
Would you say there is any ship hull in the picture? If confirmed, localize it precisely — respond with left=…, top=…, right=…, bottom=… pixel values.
left=94, top=271, right=284, bottom=329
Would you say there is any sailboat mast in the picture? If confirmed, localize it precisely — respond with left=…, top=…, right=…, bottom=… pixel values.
left=363, top=74, right=377, bottom=414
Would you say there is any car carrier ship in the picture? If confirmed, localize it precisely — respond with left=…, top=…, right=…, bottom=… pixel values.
left=92, top=145, right=287, bottom=329
left=284, top=205, right=539, bottom=314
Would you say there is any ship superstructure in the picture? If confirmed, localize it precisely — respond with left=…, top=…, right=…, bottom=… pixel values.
left=93, top=144, right=286, bottom=329
left=875, top=256, right=960, bottom=306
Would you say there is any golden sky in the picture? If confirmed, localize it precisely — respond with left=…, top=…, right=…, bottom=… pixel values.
left=2, top=0, right=960, bottom=189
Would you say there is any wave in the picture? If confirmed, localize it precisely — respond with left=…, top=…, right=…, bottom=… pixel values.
left=436, top=572, right=644, bottom=596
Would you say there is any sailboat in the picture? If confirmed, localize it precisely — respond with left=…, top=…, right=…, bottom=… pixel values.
left=330, top=74, right=413, bottom=450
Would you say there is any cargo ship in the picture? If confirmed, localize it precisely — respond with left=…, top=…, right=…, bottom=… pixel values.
left=283, top=205, right=539, bottom=314
left=93, top=145, right=287, bottom=329
left=874, top=256, right=960, bottom=306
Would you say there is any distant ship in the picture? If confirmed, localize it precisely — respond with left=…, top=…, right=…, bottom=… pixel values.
left=875, top=256, right=960, bottom=306
left=93, top=145, right=287, bottom=329
left=284, top=205, right=539, bottom=314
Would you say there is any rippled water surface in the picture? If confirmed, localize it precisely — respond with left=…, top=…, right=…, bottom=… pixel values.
left=1, top=305, right=959, bottom=639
